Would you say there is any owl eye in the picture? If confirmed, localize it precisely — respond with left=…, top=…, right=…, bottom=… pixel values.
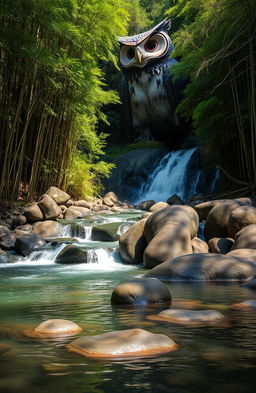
left=127, top=48, right=135, bottom=59
left=145, top=39, right=158, bottom=52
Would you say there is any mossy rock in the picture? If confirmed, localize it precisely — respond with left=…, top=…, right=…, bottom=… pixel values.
left=55, top=245, right=89, bottom=264
left=91, top=222, right=127, bottom=242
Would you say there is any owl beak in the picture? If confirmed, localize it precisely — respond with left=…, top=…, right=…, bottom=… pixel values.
left=135, top=48, right=143, bottom=65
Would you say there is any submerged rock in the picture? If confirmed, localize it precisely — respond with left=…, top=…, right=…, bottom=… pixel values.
left=23, top=319, right=82, bottom=338
left=111, top=278, right=172, bottom=305
left=55, top=245, right=89, bottom=264
left=148, top=309, right=225, bottom=325
left=232, top=300, right=256, bottom=308
left=67, top=328, right=177, bottom=358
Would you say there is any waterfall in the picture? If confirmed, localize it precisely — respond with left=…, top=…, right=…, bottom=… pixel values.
left=134, top=147, right=219, bottom=203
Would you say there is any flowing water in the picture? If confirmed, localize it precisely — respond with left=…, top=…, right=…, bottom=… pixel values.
left=134, top=148, right=220, bottom=204
left=0, top=210, right=256, bottom=393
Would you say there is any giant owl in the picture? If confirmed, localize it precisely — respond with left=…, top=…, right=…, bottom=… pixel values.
left=118, top=18, right=186, bottom=146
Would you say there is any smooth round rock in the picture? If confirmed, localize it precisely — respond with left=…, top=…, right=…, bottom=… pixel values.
left=148, top=309, right=225, bottom=324
left=23, top=319, right=82, bottom=338
left=66, top=328, right=177, bottom=358
left=111, top=278, right=172, bottom=305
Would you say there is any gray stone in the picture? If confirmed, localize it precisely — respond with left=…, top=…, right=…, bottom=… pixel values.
left=23, top=203, right=43, bottom=222
left=15, top=234, right=46, bottom=256
left=0, top=226, right=15, bottom=250
left=55, top=245, right=89, bottom=264
left=37, top=194, right=62, bottom=219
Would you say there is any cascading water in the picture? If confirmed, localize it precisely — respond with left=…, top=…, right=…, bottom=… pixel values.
left=134, top=147, right=219, bottom=203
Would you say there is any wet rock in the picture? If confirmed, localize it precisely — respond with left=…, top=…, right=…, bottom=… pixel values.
left=204, top=198, right=252, bottom=240
left=193, top=198, right=251, bottom=222
left=119, top=218, right=147, bottom=264
left=23, top=319, right=82, bottom=338
left=149, top=201, right=169, bottom=212
left=227, top=206, right=256, bottom=237
left=46, top=186, right=70, bottom=205
left=241, top=277, right=256, bottom=289
left=55, top=245, right=89, bottom=264
left=64, top=206, right=90, bottom=219
left=144, top=253, right=256, bottom=281
left=92, top=205, right=111, bottom=212
left=0, top=226, right=16, bottom=250
left=91, top=222, right=125, bottom=242
left=15, top=234, right=46, bottom=256
left=166, top=194, right=184, bottom=205
left=66, top=328, right=177, bottom=358
left=191, top=237, right=209, bottom=253
left=139, top=200, right=156, bottom=211
left=111, top=278, right=172, bottom=305
left=37, top=194, right=62, bottom=220
left=148, top=309, right=225, bottom=324
left=231, top=224, right=256, bottom=250
left=143, top=205, right=199, bottom=269
left=23, top=203, right=43, bottom=222
left=0, top=250, right=19, bottom=264
left=208, top=237, right=234, bottom=254
left=32, top=220, right=61, bottom=238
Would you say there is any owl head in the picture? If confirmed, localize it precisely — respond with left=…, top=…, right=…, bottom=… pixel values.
left=118, top=18, right=172, bottom=69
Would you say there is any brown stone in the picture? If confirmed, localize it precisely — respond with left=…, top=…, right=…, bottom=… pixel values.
left=166, top=194, right=184, bottom=206
left=143, top=205, right=199, bottom=269
left=231, top=224, right=256, bottom=250
left=204, top=199, right=252, bottom=240
left=111, top=278, right=172, bottom=305
left=149, top=201, right=169, bottom=212
left=64, top=206, right=90, bottom=219
left=93, top=205, right=111, bottom=212
left=46, top=186, right=70, bottom=205
left=148, top=309, right=225, bottom=325
left=192, top=237, right=209, bottom=253
left=23, top=319, right=82, bottom=338
left=66, top=328, right=177, bottom=358
left=138, top=200, right=156, bottom=211
left=37, top=194, right=62, bottom=220
left=119, top=218, right=147, bottom=264
left=74, top=200, right=92, bottom=209
left=23, top=203, right=43, bottom=222
left=227, top=206, right=256, bottom=237
left=104, top=192, right=118, bottom=204
left=32, top=221, right=61, bottom=238
left=208, top=237, right=234, bottom=254
left=102, top=197, right=115, bottom=207
left=0, top=226, right=16, bottom=250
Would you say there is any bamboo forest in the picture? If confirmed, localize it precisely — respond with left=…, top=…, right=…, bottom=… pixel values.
left=0, top=1, right=256, bottom=393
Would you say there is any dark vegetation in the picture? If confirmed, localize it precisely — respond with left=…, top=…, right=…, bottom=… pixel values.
left=0, top=0, right=255, bottom=200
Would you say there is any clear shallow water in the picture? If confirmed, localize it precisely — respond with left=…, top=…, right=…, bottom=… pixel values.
left=0, top=212, right=256, bottom=393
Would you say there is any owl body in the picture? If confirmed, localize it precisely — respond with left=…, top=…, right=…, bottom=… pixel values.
left=118, top=19, right=186, bottom=146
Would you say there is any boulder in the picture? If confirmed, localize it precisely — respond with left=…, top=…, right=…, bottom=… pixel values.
left=64, top=206, right=90, bottom=220
left=139, top=200, right=156, bottom=211
left=204, top=198, right=252, bottom=240
left=23, top=203, right=43, bottom=222
left=15, top=234, right=46, bottom=256
left=55, top=245, right=89, bottom=264
left=0, top=219, right=10, bottom=229
left=73, top=200, right=92, bottom=209
left=12, top=215, right=27, bottom=227
left=15, top=224, right=33, bottom=233
left=111, top=278, right=171, bottom=305
left=23, top=319, right=82, bottom=338
left=144, top=253, right=256, bottom=281
left=149, top=201, right=169, bottom=212
left=231, top=224, right=256, bottom=250
left=102, top=197, right=115, bottom=207
left=0, top=226, right=16, bottom=250
left=208, top=237, right=234, bottom=254
left=32, top=221, right=61, bottom=238
left=142, top=212, right=153, bottom=219
left=13, top=229, right=29, bottom=237
left=193, top=198, right=251, bottom=222
left=59, top=205, right=67, bottom=214
left=148, top=309, right=225, bottom=325
left=66, top=328, right=177, bottom=358
left=166, top=194, right=184, bottom=205
left=37, top=194, right=62, bottom=220
left=66, top=199, right=74, bottom=207
left=46, top=186, right=70, bottom=205
left=191, top=237, right=209, bottom=253
left=227, top=206, right=256, bottom=237
left=91, top=222, right=125, bottom=242
left=143, top=205, right=199, bottom=269
left=227, top=249, right=256, bottom=261
left=119, top=218, right=147, bottom=264
left=103, top=192, right=118, bottom=204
